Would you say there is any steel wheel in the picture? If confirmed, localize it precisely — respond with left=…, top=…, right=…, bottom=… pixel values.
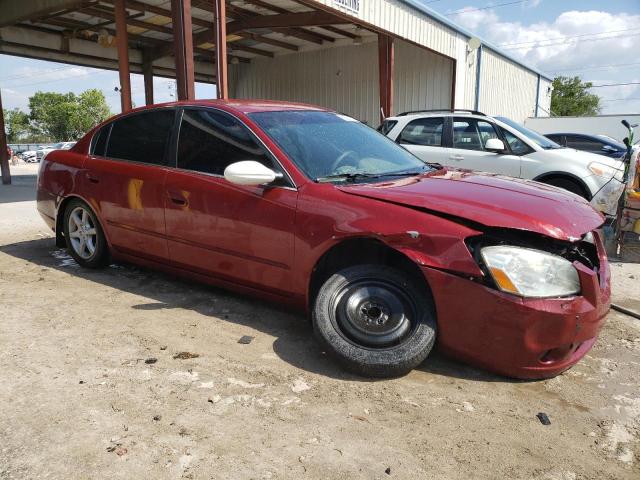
left=332, top=279, right=416, bottom=348
left=67, top=206, right=98, bottom=260
left=313, top=264, right=437, bottom=378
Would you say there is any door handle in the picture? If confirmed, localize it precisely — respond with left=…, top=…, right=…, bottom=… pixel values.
left=86, top=173, right=99, bottom=184
left=449, top=155, right=464, bottom=161
left=167, top=191, right=188, bottom=206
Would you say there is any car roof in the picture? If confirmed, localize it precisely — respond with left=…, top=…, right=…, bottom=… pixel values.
left=118, top=99, right=329, bottom=116
left=386, top=112, right=490, bottom=121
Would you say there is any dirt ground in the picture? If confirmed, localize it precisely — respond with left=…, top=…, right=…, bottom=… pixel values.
left=1, top=163, right=639, bottom=480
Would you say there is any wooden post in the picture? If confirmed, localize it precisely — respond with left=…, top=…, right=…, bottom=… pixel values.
left=378, top=34, right=394, bottom=122
left=0, top=89, right=10, bottom=185
left=115, top=0, right=132, bottom=112
left=214, top=0, right=228, bottom=99
left=171, top=0, right=195, bottom=100
left=142, top=51, right=155, bottom=105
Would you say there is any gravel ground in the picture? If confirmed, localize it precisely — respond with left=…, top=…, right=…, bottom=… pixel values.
left=1, top=163, right=639, bottom=480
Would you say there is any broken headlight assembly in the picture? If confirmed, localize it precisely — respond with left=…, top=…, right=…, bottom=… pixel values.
left=480, top=246, right=581, bottom=298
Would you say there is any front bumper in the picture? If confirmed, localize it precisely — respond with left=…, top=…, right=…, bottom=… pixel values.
left=589, top=176, right=625, bottom=216
left=422, top=236, right=611, bottom=379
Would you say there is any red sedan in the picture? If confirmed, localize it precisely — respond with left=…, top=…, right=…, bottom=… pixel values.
left=36, top=100, right=610, bottom=379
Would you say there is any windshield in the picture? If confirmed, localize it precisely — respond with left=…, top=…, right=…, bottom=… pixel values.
left=495, top=116, right=562, bottom=149
left=249, top=111, right=432, bottom=181
left=52, top=143, right=65, bottom=148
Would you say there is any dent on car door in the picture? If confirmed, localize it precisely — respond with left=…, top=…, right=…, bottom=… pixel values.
left=164, top=108, right=297, bottom=295
left=84, top=109, right=174, bottom=261
left=450, top=118, right=521, bottom=177
left=396, top=117, right=449, bottom=164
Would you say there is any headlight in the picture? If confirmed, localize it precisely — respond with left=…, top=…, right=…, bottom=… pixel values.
left=588, top=161, right=623, bottom=181
left=480, top=246, right=580, bottom=298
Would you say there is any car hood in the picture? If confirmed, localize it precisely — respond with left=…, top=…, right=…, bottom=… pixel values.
left=336, top=169, right=604, bottom=241
left=539, top=147, right=625, bottom=170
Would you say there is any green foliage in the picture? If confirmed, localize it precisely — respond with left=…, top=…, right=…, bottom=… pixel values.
left=550, top=76, right=601, bottom=117
left=28, top=89, right=111, bottom=141
left=3, top=108, right=32, bottom=142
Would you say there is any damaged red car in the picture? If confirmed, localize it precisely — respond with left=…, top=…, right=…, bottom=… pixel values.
left=36, top=101, right=610, bottom=379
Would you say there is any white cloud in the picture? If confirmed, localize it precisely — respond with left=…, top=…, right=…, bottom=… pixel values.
left=460, top=9, right=640, bottom=114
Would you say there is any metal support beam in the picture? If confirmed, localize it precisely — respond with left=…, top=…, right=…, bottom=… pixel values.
left=142, top=52, right=154, bottom=105
left=474, top=45, right=483, bottom=112
left=214, top=0, right=228, bottom=100
left=226, top=11, right=348, bottom=34
left=114, top=0, right=132, bottom=112
left=534, top=73, right=541, bottom=117
left=378, top=34, right=394, bottom=122
left=0, top=89, right=10, bottom=185
left=171, top=0, right=195, bottom=100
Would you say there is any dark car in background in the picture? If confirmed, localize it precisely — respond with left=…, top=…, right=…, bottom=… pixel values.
left=545, top=133, right=626, bottom=159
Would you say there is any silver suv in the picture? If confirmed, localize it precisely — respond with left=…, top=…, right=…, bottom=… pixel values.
left=380, top=110, right=625, bottom=215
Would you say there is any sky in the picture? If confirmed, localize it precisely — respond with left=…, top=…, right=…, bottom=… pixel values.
left=0, top=0, right=639, bottom=118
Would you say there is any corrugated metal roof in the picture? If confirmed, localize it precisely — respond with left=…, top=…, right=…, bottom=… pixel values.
left=399, top=0, right=553, bottom=81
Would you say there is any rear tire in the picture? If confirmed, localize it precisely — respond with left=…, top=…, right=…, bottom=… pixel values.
left=542, top=177, right=589, bottom=200
left=312, top=264, right=437, bottom=377
left=62, top=199, right=108, bottom=268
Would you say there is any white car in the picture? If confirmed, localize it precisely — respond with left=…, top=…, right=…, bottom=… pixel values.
left=380, top=110, right=626, bottom=215
left=21, top=149, right=40, bottom=162
left=37, top=142, right=76, bottom=161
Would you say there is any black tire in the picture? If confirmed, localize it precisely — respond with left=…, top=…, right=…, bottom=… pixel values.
left=542, top=177, right=589, bottom=199
left=312, top=264, right=437, bottom=378
left=62, top=198, right=108, bottom=268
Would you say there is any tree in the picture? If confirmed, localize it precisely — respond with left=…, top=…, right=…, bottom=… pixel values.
left=550, top=76, right=601, bottom=117
left=3, top=108, right=32, bottom=142
left=28, top=89, right=111, bottom=141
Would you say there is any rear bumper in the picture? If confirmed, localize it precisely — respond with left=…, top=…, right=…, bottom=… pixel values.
left=422, top=239, right=610, bottom=379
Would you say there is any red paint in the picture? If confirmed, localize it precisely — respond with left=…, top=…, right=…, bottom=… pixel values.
left=37, top=100, right=611, bottom=379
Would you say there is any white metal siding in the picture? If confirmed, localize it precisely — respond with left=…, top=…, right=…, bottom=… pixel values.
left=230, top=39, right=454, bottom=125
left=308, top=0, right=458, bottom=58
left=229, top=41, right=380, bottom=125
left=537, top=77, right=552, bottom=117
left=393, top=39, right=453, bottom=114
left=478, top=48, right=539, bottom=122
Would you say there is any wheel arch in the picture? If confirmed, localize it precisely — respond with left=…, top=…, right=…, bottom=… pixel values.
left=532, top=171, right=592, bottom=200
left=307, top=236, right=434, bottom=314
left=55, top=195, right=110, bottom=249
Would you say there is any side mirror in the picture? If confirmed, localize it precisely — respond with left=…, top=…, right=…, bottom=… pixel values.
left=224, top=160, right=280, bottom=186
left=485, top=138, right=505, bottom=152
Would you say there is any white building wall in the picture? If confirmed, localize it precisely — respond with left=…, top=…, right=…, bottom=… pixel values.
left=477, top=48, right=540, bottom=122
left=309, top=0, right=458, bottom=58
left=393, top=39, right=453, bottom=114
left=230, top=39, right=454, bottom=126
left=537, top=77, right=552, bottom=117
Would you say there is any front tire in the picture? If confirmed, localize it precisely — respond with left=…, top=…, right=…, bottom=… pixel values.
left=312, top=265, right=437, bottom=377
left=542, top=177, right=589, bottom=200
left=62, top=199, right=108, bottom=268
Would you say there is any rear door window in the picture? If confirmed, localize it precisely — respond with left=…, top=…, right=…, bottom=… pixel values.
left=565, top=135, right=604, bottom=151
left=177, top=108, right=275, bottom=176
left=106, top=109, right=175, bottom=165
left=398, top=117, right=444, bottom=146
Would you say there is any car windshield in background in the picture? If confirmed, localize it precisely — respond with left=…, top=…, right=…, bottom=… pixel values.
left=596, top=135, right=626, bottom=149
left=495, top=116, right=562, bottom=150
left=249, top=110, right=432, bottom=182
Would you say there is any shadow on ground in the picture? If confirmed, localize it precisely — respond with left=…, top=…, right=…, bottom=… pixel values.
left=0, top=173, right=37, bottom=204
left=0, top=236, right=512, bottom=384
